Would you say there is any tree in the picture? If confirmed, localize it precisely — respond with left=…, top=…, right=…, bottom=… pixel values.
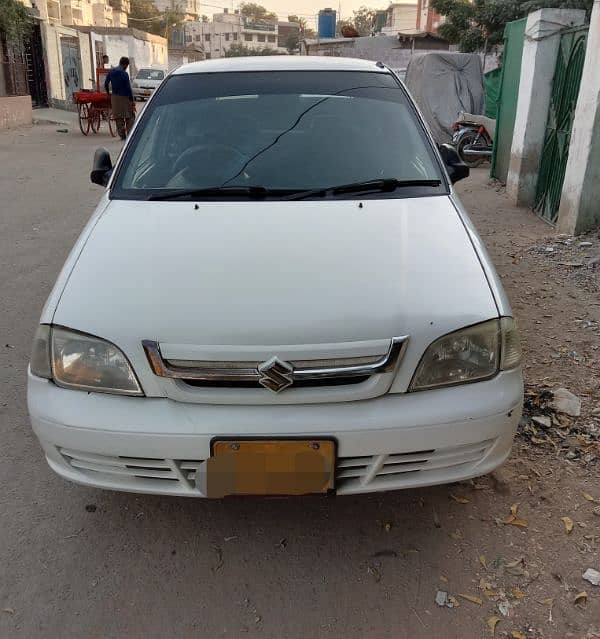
left=0, top=0, right=32, bottom=42
left=129, top=0, right=184, bottom=38
left=288, top=14, right=316, bottom=37
left=337, top=6, right=377, bottom=37
left=201, top=14, right=209, bottom=22
left=284, top=32, right=300, bottom=53
left=431, top=0, right=593, bottom=53
left=224, top=43, right=286, bottom=56
left=352, top=6, right=377, bottom=35
left=239, top=3, right=277, bottom=23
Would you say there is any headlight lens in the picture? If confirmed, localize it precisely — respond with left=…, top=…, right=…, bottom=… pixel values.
left=30, top=324, right=52, bottom=379
left=30, top=325, right=143, bottom=396
left=410, top=318, right=521, bottom=392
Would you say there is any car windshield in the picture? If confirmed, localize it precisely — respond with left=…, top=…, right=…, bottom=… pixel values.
left=135, top=69, right=164, bottom=80
left=113, top=70, right=445, bottom=200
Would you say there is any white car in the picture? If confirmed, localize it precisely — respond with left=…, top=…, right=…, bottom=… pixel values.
left=28, top=57, right=523, bottom=498
left=132, top=68, right=165, bottom=101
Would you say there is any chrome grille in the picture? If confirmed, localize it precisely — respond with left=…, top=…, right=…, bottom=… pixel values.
left=142, top=337, right=408, bottom=393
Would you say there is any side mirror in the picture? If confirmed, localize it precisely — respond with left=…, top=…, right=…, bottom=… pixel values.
left=439, top=143, right=469, bottom=184
left=90, top=147, right=113, bottom=187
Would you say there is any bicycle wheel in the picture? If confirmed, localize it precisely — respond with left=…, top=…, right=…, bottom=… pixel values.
left=90, top=107, right=101, bottom=134
left=77, top=103, right=91, bottom=136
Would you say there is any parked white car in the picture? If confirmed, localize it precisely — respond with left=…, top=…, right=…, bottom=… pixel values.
left=28, top=57, right=523, bottom=498
left=132, top=68, right=165, bottom=101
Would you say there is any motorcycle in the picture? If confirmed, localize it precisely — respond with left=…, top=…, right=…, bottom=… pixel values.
left=452, top=113, right=495, bottom=168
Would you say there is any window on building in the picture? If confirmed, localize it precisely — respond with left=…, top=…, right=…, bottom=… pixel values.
left=257, top=34, right=266, bottom=42
left=233, top=32, right=238, bottom=40
left=185, top=35, right=192, bottom=43
left=267, top=34, right=275, bottom=43
left=204, top=33, right=211, bottom=41
left=195, top=34, right=201, bottom=41
left=204, top=52, right=211, bottom=59
left=224, top=32, right=230, bottom=41
left=244, top=33, right=252, bottom=41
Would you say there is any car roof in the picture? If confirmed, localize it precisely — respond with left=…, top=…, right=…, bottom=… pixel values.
left=171, top=56, right=390, bottom=75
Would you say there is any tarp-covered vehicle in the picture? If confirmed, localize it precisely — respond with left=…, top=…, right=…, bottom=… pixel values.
left=405, top=52, right=485, bottom=144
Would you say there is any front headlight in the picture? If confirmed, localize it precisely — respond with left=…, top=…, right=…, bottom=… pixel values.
left=30, top=325, right=143, bottom=396
left=409, top=318, right=521, bottom=392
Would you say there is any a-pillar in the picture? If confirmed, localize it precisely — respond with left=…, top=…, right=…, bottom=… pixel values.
left=558, top=0, right=600, bottom=234
left=506, top=8, right=586, bottom=207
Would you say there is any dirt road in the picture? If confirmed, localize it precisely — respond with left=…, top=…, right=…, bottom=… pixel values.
left=1, top=125, right=598, bottom=638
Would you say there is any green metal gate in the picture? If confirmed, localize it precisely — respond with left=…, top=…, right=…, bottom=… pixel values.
left=490, top=18, right=526, bottom=183
left=534, top=26, right=588, bottom=223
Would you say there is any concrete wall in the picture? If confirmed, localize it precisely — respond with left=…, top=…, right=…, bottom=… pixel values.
left=0, top=96, right=33, bottom=130
left=303, top=35, right=444, bottom=68
left=506, top=9, right=586, bottom=207
left=558, top=0, right=600, bottom=234
left=89, top=31, right=167, bottom=80
left=41, top=22, right=92, bottom=108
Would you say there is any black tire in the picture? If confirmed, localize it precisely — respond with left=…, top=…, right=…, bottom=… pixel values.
left=77, top=103, right=90, bottom=136
left=457, top=132, right=484, bottom=168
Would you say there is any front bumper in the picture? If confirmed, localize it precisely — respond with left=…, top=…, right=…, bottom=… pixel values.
left=132, top=87, right=154, bottom=100
left=28, top=369, right=522, bottom=497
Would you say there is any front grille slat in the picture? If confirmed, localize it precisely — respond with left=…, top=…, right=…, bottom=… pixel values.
left=59, top=448, right=205, bottom=491
left=336, top=438, right=496, bottom=491
left=69, top=459, right=176, bottom=480
left=61, top=449, right=169, bottom=469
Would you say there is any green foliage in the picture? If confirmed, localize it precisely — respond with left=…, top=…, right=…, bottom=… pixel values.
left=352, top=6, right=377, bottom=35
left=129, top=0, right=184, bottom=37
left=288, top=14, right=315, bottom=37
left=239, top=3, right=277, bottom=22
left=431, top=0, right=592, bottom=52
left=224, top=43, right=285, bottom=57
left=0, top=0, right=32, bottom=42
left=284, top=32, right=300, bottom=53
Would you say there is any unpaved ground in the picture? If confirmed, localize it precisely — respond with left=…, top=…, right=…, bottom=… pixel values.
left=0, top=126, right=598, bottom=639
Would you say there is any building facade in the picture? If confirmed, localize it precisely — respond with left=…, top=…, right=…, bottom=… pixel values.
left=25, top=0, right=128, bottom=27
left=175, top=10, right=282, bottom=59
left=153, top=0, right=199, bottom=22
left=381, top=3, right=419, bottom=35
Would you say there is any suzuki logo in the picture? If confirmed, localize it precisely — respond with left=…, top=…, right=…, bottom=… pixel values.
left=257, top=357, right=294, bottom=393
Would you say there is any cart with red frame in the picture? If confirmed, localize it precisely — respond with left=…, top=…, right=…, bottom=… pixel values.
left=73, top=67, right=117, bottom=137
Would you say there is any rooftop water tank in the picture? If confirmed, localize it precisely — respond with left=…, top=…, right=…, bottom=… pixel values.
left=318, top=8, right=336, bottom=38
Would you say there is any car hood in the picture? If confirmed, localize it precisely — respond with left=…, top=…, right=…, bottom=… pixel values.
left=53, top=196, right=498, bottom=373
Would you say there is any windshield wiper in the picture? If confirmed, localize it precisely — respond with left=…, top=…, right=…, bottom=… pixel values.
left=285, top=178, right=442, bottom=201
left=146, top=186, right=275, bottom=201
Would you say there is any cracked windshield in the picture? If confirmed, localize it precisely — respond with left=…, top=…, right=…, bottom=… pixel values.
left=116, top=71, right=441, bottom=196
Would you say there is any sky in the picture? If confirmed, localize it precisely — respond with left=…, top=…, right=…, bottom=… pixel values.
left=202, top=0, right=417, bottom=29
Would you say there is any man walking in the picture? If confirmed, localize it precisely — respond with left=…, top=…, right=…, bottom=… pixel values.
left=104, top=56, right=135, bottom=140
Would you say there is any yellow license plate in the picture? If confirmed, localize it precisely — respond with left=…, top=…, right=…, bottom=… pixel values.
left=143, top=89, right=151, bottom=95
left=206, top=439, right=335, bottom=497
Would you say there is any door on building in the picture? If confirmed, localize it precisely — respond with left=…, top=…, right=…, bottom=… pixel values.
left=533, top=26, right=588, bottom=224
left=60, top=37, right=82, bottom=102
left=25, top=23, right=48, bottom=108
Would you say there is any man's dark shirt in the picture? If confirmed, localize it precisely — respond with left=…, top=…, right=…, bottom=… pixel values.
left=105, top=67, right=133, bottom=98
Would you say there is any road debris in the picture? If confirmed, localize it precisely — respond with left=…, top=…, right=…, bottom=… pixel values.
left=582, top=568, right=600, bottom=586
left=457, top=593, right=482, bottom=605
left=574, top=591, right=588, bottom=608
left=561, top=516, right=574, bottom=534
left=435, top=591, right=459, bottom=608
left=450, top=494, right=470, bottom=504
left=502, top=504, right=528, bottom=528
left=552, top=388, right=582, bottom=417
left=487, top=615, right=500, bottom=636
